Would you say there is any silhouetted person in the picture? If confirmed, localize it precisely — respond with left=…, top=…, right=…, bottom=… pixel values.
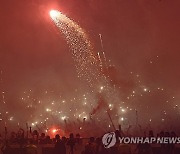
left=83, top=137, right=96, bottom=154
left=16, top=128, right=25, bottom=145
left=115, top=129, right=121, bottom=144
left=39, top=133, right=46, bottom=144
left=67, top=133, right=76, bottom=154
left=61, top=137, right=67, bottom=154
left=75, top=133, right=82, bottom=144
left=32, top=130, right=39, bottom=144
left=45, top=135, right=52, bottom=144
left=54, top=134, right=66, bottom=154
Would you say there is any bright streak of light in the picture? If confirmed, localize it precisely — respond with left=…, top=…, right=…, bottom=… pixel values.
left=49, top=9, right=98, bottom=86
left=50, top=10, right=59, bottom=19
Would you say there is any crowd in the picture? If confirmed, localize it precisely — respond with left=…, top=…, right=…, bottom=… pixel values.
left=0, top=128, right=179, bottom=154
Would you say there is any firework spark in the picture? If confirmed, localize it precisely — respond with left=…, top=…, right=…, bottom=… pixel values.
left=49, top=10, right=99, bottom=86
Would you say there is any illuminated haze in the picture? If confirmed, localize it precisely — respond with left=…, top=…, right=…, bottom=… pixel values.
left=0, top=0, right=180, bottom=136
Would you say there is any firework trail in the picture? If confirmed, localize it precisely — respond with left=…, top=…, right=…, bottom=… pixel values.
left=49, top=10, right=115, bottom=92
left=49, top=10, right=122, bottom=127
left=50, top=10, right=100, bottom=86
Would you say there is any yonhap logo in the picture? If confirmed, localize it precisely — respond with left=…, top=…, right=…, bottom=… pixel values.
left=102, top=134, right=180, bottom=146
left=102, top=132, right=116, bottom=148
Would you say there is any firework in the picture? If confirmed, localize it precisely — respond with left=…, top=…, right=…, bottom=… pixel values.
left=49, top=10, right=124, bottom=129
left=49, top=10, right=99, bottom=86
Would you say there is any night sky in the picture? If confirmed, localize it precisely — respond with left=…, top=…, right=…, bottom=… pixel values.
left=0, top=0, right=180, bottom=134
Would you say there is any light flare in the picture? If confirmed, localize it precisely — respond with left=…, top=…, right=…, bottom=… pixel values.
left=49, top=10, right=59, bottom=19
